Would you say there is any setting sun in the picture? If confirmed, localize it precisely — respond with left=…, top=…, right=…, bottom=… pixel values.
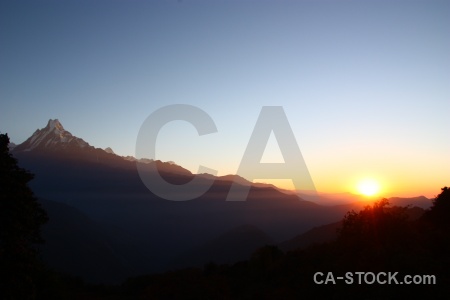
left=357, top=179, right=380, bottom=197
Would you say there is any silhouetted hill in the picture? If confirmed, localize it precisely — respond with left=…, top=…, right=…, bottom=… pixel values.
left=9, top=119, right=431, bottom=284
left=298, top=190, right=432, bottom=208
left=279, top=205, right=426, bottom=252
left=38, top=198, right=133, bottom=283
left=388, top=196, right=432, bottom=209
left=279, top=221, right=342, bottom=252
left=297, top=191, right=364, bottom=205
left=53, top=193, right=449, bottom=299
left=171, top=224, right=273, bottom=268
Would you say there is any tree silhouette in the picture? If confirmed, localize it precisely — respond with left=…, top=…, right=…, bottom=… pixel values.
left=420, top=186, right=450, bottom=276
left=336, top=198, right=417, bottom=272
left=57, top=189, right=450, bottom=298
left=423, top=186, right=450, bottom=228
left=0, top=133, right=48, bottom=299
left=338, top=198, right=409, bottom=245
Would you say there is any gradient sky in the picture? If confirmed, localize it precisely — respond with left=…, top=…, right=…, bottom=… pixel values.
left=1, top=0, right=449, bottom=198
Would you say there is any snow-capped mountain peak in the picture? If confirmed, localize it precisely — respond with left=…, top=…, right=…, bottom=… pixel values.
left=13, top=119, right=155, bottom=165
left=14, top=119, right=91, bottom=152
left=48, top=119, right=65, bottom=133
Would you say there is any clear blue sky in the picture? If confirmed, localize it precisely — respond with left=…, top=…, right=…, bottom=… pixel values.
left=1, top=0, right=449, bottom=197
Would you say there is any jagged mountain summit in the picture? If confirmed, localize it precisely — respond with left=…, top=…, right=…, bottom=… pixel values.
left=14, top=119, right=91, bottom=152
left=7, top=118, right=379, bottom=283
left=12, top=119, right=298, bottom=190
left=13, top=119, right=157, bottom=164
left=12, top=119, right=195, bottom=179
left=104, top=147, right=115, bottom=154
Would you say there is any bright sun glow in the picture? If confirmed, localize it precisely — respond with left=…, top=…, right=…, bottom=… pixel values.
left=357, top=179, right=380, bottom=196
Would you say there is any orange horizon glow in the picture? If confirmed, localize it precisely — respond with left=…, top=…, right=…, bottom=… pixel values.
left=251, top=178, right=443, bottom=199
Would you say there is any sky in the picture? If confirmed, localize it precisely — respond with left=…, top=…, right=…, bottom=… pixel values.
left=1, top=0, right=449, bottom=198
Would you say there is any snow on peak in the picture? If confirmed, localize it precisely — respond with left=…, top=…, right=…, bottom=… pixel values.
left=14, top=119, right=157, bottom=165
left=15, top=119, right=90, bottom=151
left=47, top=119, right=65, bottom=133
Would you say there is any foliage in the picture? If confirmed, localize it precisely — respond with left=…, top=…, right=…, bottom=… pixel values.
left=112, top=190, right=450, bottom=299
left=0, top=133, right=48, bottom=299
left=2, top=140, right=448, bottom=300
left=423, top=186, right=450, bottom=228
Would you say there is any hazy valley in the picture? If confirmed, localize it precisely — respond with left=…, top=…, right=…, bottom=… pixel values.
left=10, top=119, right=433, bottom=284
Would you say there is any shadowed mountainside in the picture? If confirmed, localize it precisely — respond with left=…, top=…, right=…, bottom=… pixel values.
left=279, top=205, right=426, bottom=252
left=10, top=119, right=435, bottom=284
left=38, top=198, right=133, bottom=283
left=170, top=224, right=273, bottom=269
left=11, top=120, right=363, bottom=282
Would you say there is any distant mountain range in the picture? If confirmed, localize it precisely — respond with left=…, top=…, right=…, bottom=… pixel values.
left=10, top=119, right=433, bottom=283
left=297, top=191, right=432, bottom=208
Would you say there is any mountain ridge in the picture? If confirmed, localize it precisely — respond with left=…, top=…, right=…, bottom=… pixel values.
left=14, top=119, right=91, bottom=152
left=6, top=119, right=434, bottom=283
left=12, top=119, right=288, bottom=192
left=12, top=119, right=433, bottom=207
